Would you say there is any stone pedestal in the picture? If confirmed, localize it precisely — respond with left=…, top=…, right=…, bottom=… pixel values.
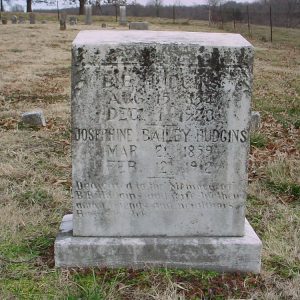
left=55, top=215, right=261, bottom=273
left=129, top=22, right=149, bottom=30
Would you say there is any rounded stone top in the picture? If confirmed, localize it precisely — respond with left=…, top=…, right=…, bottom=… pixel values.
left=73, top=30, right=253, bottom=48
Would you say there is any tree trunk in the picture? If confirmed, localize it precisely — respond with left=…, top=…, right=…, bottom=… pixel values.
left=79, top=0, right=85, bottom=15
left=27, top=0, right=32, bottom=13
left=1, top=0, right=4, bottom=13
left=269, top=4, right=273, bottom=42
left=172, top=5, right=175, bottom=23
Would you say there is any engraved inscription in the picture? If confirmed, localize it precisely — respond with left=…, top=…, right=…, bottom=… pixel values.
left=72, top=35, right=252, bottom=236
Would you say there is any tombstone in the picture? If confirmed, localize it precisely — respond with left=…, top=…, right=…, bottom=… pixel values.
left=60, top=13, right=67, bottom=31
left=21, top=110, right=46, bottom=127
left=101, top=23, right=106, bottom=28
left=2, top=18, right=7, bottom=25
left=119, top=6, right=127, bottom=25
left=11, top=15, right=17, bottom=24
left=41, top=20, right=47, bottom=24
left=69, top=16, right=77, bottom=26
left=85, top=4, right=92, bottom=25
left=129, top=22, right=149, bottom=30
left=250, top=111, right=261, bottom=132
left=18, top=16, right=25, bottom=24
left=55, top=31, right=262, bottom=273
left=29, top=13, right=36, bottom=24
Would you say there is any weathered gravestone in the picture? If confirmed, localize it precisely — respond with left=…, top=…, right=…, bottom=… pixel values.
left=21, top=110, right=46, bottom=127
left=119, top=6, right=127, bottom=25
left=129, top=21, right=149, bottom=30
left=11, top=15, right=17, bottom=24
left=2, top=18, right=8, bottom=25
left=69, top=16, right=77, bottom=25
left=250, top=111, right=261, bottom=132
left=60, top=13, right=67, bottom=30
left=85, top=4, right=92, bottom=25
left=55, top=30, right=262, bottom=272
left=18, top=16, right=25, bottom=24
left=29, top=13, right=36, bottom=24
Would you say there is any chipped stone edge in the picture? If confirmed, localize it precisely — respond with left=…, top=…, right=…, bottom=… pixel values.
left=54, top=214, right=262, bottom=273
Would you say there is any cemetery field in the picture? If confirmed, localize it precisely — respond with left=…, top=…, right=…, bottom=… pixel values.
left=0, top=15, right=299, bottom=299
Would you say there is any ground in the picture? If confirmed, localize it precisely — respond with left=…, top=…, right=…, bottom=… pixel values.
left=0, top=13, right=299, bottom=299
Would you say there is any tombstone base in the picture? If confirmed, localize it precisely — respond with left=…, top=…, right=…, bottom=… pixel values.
left=55, top=214, right=261, bottom=273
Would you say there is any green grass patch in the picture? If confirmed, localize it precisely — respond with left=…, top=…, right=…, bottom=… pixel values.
left=15, top=188, right=53, bottom=208
left=10, top=48, right=23, bottom=53
left=265, top=160, right=300, bottom=201
left=265, top=255, right=300, bottom=279
left=250, top=132, right=268, bottom=148
left=266, top=180, right=300, bottom=199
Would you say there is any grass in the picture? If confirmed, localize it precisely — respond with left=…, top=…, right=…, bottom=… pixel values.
left=250, top=132, right=268, bottom=148
left=0, top=13, right=299, bottom=299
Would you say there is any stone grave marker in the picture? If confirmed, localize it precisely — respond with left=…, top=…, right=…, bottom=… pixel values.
left=2, top=18, right=7, bottom=25
left=250, top=111, right=261, bottom=132
left=69, top=16, right=77, bottom=25
left=21, top=110, right=46, bottom=126
left=29, top=13, right=36, bottom=24
left=119, top=5, right=127, bottom=25
left=129, top=21, right=149, bottom=30
left=60, top=13, right=67, bottom=30
left=85, top=4, right=92, bottom=25
left=11, top=15, right=17, bottom=24
left=18, top=16, right=25, bottom=24
left=55, top=30, right=262, bottom=272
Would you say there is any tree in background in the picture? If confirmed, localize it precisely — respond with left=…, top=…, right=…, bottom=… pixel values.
left=27, top=0, right=32, bottom=12
left=207, top=0, right=221, bottom=25
left=105, top=0, right=126, bottom=20
left=147, top=0, right=163, bottom=17
left=172, top=0, right=180, bottom=23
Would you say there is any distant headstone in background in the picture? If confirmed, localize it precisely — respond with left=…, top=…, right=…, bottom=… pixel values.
left=21, top=110, right=46, bottom=127
left=29, top=13, right=36, bottom=24
left=41, top=20, right=47, bottom=24
left=11, top=15, right=17, bottom=24
left=250, top=111, right=261, bottom=132
left=60, top=13, right=67, bottom=30
left=18, top=16, right=25, bottom=24
left=129, top=22, right=149, bottom=30
left=69, top=16, right=77, bottom=25
left=85, top=4, right=92, bottom=25
left=101, top=23, right=106, bottom=28
left=119, top=6, right=127, bottom=25
left=2, top=19, right=7, bottom=25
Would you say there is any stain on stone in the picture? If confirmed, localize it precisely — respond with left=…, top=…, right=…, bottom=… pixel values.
left=140, top=47, right=156, bottom=67
left=211, top=48, right=225, bottom=72
left=106, top=48, right=118, bottom=63
left=77, top=47, right=85, bottom=64
left=199, top=46, right=205, bottom=53
left=135, top=47, right=156, bottom=81
left=238, top=48, right=245, bottom=66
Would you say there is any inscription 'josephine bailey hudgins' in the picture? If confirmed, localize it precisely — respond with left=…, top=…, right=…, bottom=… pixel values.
left=71, top=31, right=253, bottom=237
